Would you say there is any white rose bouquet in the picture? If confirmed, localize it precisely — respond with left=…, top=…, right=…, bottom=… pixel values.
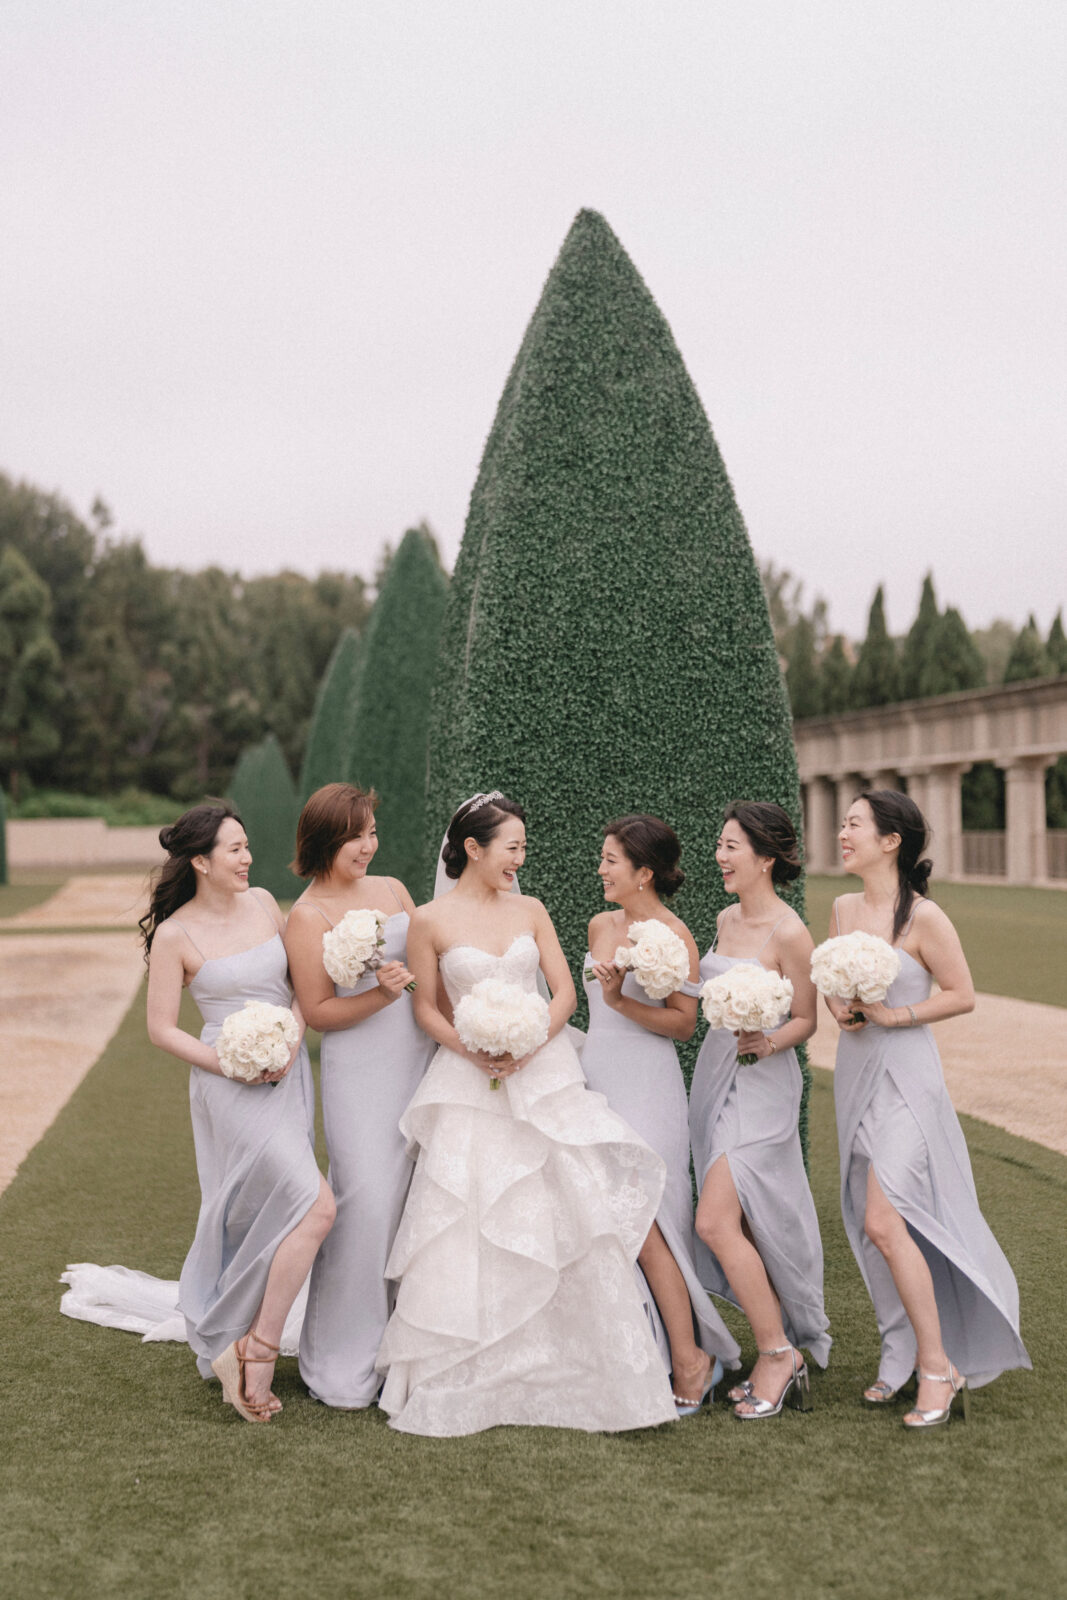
left=699, top=966, right=794, bottom=1065
left=810, top=931, right=901, bottom=1023
left=590, top=918, right=690, bottom=1000
left=321, top=906, right=389, bottom=986
left=216, top=1001, right=299, bottom=1083
left=454, top=978, right=551, bottom=1089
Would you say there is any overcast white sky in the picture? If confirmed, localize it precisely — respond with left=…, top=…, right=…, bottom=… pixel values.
left=3, top=1, right=1064, bottom=637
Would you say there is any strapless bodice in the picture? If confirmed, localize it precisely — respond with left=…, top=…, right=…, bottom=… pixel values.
left=188, top=933, right=294, bottom=1032
left=439, top=933, right=540, bottom=1006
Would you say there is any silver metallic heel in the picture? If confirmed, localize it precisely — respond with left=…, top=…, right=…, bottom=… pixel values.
left=732, top=1345, right=812, bottom=1421
left=902, top=1367, right=968, bottom=1429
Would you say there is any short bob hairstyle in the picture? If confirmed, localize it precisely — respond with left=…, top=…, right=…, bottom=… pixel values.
left=291, top=782, right=378, bottom=880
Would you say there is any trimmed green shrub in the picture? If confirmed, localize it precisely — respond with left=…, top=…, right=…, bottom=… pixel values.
left=229, top=734, right=303, bottom=900
left=427, top=209, right=807, bottom=1145
left=348, top=525, right=448, bottom=896
left=0, top=784, right=7, bottom=885
left=299, top=627, right=362, bottom=801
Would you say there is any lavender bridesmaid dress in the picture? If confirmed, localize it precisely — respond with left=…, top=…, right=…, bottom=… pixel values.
left=298, top=906, right=433, bottom=1407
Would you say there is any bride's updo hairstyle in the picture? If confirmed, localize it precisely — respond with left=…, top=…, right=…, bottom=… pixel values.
left=723, top=801, right=802, bottom=886
left=442, top=792, right=526, bottom=879
left=139, top=801, right=244, bottom=960
left=291, top=782, right=378, bottom=880
left=856, top=788, right=933, bottom=942
left=602, top=814, right=685, bottom=898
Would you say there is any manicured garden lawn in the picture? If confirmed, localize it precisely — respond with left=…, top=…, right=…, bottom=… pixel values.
left=0, top=992, right=1059, bottom=1600
left=805, top=876, right=1067, bottom=1007
left=0, top=879, right=65, bottom=918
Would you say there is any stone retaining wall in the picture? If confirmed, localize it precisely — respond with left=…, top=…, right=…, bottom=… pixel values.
left=6, top=819, right=165, bottom=871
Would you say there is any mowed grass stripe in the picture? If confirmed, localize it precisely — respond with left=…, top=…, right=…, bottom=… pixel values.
left=0, top=992, right=1061, bottom=1600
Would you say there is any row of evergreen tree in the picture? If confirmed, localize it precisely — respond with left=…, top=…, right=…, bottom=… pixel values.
left=769, top=569, right=1067, bottom=720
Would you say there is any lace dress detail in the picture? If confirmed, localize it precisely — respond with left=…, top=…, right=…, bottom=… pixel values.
left=376, top=935, right=678, bottom=1435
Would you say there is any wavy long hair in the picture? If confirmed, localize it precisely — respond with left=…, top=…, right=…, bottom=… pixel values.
left=139, top=801, right=244, bottom=962
left=855, top=788, right=932, bottom=942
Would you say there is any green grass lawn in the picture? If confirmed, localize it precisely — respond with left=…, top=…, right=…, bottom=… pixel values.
left=0, top=879, right=65, bottom=918
left=805, top=875, right=1067, bottom=1007
left=0, top=993, right=1060, bottom=1600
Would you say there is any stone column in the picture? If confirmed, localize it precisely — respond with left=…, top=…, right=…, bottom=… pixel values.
left=921, top=764, right=967, bottom=880
left=1004, top=757, right=1053, bottom=884
left=805, top=777, right=837, bottom=874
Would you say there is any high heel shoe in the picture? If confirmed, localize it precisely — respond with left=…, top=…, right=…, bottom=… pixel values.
left=673, top=1357, right=724, bottom=1417
left=211, top=1327, right=280, bottom=1423
left=902, top=1367, right=968, bottom=1429
left=727, top=1378, right=753, bottom=1404
left=733, top=1345, right=813, bottom=1420
left=863, top=1373, right=916, bottom=1405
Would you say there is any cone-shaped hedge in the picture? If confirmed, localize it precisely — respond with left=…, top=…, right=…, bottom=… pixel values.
left=348, top=525, right=449, bottom=896
left=428, top=210, right=806, bottom=1135
left=299, top=627, right=362, bottom=801
left=230, top=733, right=303, bottom=900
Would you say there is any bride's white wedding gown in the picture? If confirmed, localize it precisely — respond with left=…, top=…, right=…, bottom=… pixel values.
left=376, top=934, right=678, bottom=1435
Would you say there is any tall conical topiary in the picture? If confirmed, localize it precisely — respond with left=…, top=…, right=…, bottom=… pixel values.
left=428, top=210, right=806, bottom=1134
left=230, top=733, right=303, bottom=900
left=347, top=525, right=449, bottom=895
left=299, top=627, right=362, bottom=801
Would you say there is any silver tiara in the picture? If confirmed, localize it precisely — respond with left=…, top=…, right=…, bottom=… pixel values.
left=465, top=790, right=504, bottom=816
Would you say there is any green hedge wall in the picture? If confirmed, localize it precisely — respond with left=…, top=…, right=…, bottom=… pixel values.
left=230, top=733, right=303, bottom=901
left=299, top=627, right=362, bottom=801
left=427, top=210, right=808, bottom=1150
left=348, top=526, right=448, bottom=898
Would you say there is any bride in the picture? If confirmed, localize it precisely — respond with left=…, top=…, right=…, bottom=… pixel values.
left=375, top=792, right=678, bottom=1436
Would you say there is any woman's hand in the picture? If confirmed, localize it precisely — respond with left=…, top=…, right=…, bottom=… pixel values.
left=590, top=960, right=625, bottom=1007
left=376, top=959, right=416, bottom=1001
left=736, top=1029, right=776, bottom=1060
left=855, top=999, right=898, bottom=1029
left=827, top=996, right=866, bottom=1031
left=465, top=1048, right=522, bottom=1081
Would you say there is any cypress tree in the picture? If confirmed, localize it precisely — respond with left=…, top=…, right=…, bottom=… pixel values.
left=929, top=607, right=986, bottom=694
left=1003, top=615, right=1051, bottom=684
left=1046, top=610, right=1067, bottom=675
left=900, top=574, right=940, bottom=699
left=0, top=546, right=63, bottom=803
left=785, top=614, right=822, bottom=718
left=851, top=586, right=900, bottom=708
left=299, top=627, right=362, bottom=801
left=819, top=636, right=854, bottom=713
left=348, top=525, right=448, bottom=895
left=230, top=734, right=303, bottom=900
left=427, top=210, right=808, bottom=1142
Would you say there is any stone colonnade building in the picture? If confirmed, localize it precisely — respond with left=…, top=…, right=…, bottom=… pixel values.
left=794, top=676, right=1067, bottom=886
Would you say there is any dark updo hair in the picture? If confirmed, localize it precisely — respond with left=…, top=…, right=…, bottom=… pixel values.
left=722, top=801, right=802, bottom=886
left=602, top=814, right=685, bottom=898
left=139, top=801, right=244, bottom=961
left=855, top=789, right=933, bottom=941
left=291, top=782, right=378, bottom=880
left=441, top=792, right=527, bottom=880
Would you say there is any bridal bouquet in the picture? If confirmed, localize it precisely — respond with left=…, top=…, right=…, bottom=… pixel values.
left=810, top=931, right=900, bottom=1023
left=454, top=978, right=550, bottom=1089
left=599, top=919, right=690, bottom=1000
left=699, top=967, right=794, bottom=1064
left=216, top=1001, right=299, bottom=1083
left=321, top=907, right=389, bottom=986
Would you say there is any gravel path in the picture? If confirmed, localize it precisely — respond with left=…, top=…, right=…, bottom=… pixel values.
left=1, top=876, right=1063, bottom=1196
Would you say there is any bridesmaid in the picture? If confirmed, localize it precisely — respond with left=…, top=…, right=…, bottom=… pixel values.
left=830, top=789, right=1030, bottom=1427
left=143, top=803, right=335, bottom=1423
left=584, top=814, right=741, bottom=1413
left=285, top=783, right=433, bottom=1409
left=691, top=802, right=829, bottom=1420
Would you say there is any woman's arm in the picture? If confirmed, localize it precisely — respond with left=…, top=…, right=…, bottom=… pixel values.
left=590, top=920, right=699, bottom=1042
left=145, top=925, right=225, bottom=1074
left=408, top=911, right=490, bottom=1062
left=285, top=903, right=412, bottom=1033
left=736, top=915, right=817, bottom=1059
left=861, top=901, right=976, bottom=1029
left=530, top=900, right=577, bottom=1041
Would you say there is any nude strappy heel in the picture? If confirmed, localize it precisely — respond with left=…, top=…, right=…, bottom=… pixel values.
left=902, top=1367, right=968, bottom=1429
left=211, top=1328, right=280, bottom=1423
left=732, top=1344, right=813, bottom=1420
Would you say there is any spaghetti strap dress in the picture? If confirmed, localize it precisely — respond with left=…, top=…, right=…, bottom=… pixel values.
left=688, top=910, right=830, bottom=1366
left=833, top=901, right=1030, bottom=1390
left=580, top=961, right=741, bottom=1373
left=298, top=894, right=434, bottom=1408
left=175, top=902, right=320, bottom=1378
